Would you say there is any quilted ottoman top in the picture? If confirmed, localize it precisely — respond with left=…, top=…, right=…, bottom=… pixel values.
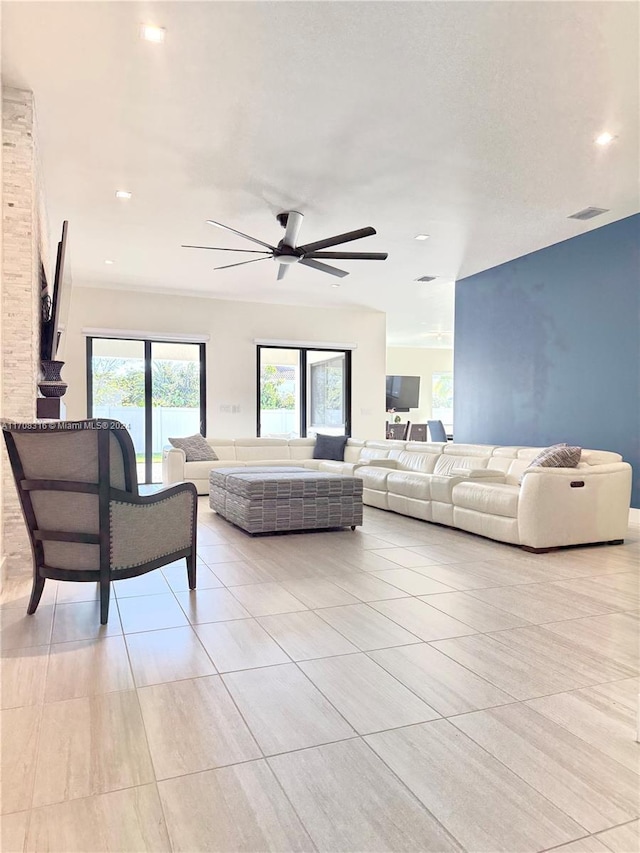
left=210, top=468, right=363, bottom=499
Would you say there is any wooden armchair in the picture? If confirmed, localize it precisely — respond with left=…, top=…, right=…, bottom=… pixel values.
left=2, top=419, right=198, bottom=623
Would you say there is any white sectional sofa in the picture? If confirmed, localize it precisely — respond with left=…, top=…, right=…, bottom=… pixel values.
left=163, top=437, right=632, bottom=551
left=163, top=437, right=367, bottom=494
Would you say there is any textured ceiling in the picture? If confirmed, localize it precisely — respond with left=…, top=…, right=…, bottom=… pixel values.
left=3, top=1, right=638, bottom=346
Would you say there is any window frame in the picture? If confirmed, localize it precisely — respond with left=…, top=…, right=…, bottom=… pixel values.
left=256, top=344, right=352, bottom=438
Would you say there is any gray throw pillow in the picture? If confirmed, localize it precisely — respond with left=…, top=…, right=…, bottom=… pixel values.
left=168, top=434, right=217, bottom=462
left=313, top=433, right=349, bottom=461
left=527, top=443, right=581, bottom=470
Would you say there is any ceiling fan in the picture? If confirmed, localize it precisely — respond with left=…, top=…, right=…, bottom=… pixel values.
left=182, top=211, right=388, bottom=280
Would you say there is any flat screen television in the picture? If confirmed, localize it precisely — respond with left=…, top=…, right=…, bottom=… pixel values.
left=386, top=375, right=420, bottom=412
left=40, top=221, right=69, bottom=361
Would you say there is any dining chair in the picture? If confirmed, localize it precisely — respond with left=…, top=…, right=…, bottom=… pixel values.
left=409, top=423, right=428, bottom=441
left=427, top=420, right=448, bottom=442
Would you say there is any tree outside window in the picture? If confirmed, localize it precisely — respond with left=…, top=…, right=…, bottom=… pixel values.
left=432, top=372, right=453, bottom=426
left=260, top=364, right=295, bottom=410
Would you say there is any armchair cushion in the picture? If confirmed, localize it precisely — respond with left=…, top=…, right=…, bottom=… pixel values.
left=169, top=434, right=217, bottom=462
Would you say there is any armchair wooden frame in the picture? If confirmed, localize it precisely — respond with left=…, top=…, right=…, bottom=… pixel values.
left=3, top=419, right=198, bottom=624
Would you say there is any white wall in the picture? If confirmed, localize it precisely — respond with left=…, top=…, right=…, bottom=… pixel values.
left=63, top=287, right=387, bottom=439
left=386, top=346, right=454, bottom=423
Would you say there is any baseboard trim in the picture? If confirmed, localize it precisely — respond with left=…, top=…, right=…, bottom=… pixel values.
left=629, top=507, right=640, bottom=526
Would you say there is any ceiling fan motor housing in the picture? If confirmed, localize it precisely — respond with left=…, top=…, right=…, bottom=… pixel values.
left=275, top=238, right=303, bottom=258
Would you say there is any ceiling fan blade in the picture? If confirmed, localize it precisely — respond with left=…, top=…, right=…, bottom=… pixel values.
left=277, top=264, right=289, bottom=281
left=206, top=219, right=275, bottom=251
left=214, top=257, right=272, bottom=271
left=305, top=251, right=388, bottom=261
left=182, top=245, right=270, bottom=254
left=283, top=211, right=304, bottom=248
left=299, top=258, right=349, bottom=278
left=297, top=226, right=376, bottom=255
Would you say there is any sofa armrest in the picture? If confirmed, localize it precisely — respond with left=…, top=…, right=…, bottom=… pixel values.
left=163, top=446, right=186, bottom=486
left=521, top=463, right=630, bottom=478
left=518, top=462, right=632, bottom=549
left=450, top=468, right=506, bottom=481
left=362, top=458, right=398, bottom=469
left=431, top=470, right=506, bottom=504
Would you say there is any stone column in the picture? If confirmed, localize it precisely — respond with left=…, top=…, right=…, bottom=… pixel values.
left=1, top=87, right=43, bottom=577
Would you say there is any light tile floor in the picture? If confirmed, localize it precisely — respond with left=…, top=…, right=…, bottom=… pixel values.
left=1, top=499, right=638, bottom=852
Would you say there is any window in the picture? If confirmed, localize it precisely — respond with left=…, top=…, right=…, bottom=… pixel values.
left=432, top=371, right=453, bottom=431
left=87, top=337, right=206, bottom=483
left=257, top=345, right=351, bottom=438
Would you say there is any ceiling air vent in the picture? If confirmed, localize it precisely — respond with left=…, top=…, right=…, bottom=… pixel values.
left=568, top=207, right=609, bottom=221
left=415, top=275, right=437, bottom=282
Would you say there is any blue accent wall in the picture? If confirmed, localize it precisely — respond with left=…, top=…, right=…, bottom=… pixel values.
left=454, top=213, right=640, bottom=507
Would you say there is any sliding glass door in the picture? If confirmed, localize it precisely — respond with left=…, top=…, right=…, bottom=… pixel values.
left=88, top=337, right=206, bottom=483
left=257, top=345, right=351, bottom=438
left=307, top=350, right=348, bottom=437
left=151, top=342, right=204, bottom=481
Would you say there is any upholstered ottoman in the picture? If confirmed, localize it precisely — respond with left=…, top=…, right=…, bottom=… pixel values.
left=209, top=467, right=363, bottom=534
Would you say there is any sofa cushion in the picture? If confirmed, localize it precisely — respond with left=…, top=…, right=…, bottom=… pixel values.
left=442, top=444, right=496, bottom=457
left=244, top=459, right=301, bottom=468
left=360, top=447, right=390, bottom=461
left=169, top=434, right=217, bottom=462
left=386, top=471, right=432, bottom=500
left=579, top=449, right=623, bottom=465
left=395, top=450, right=439, bottom=474
left=299, top=459, right=323, bottom=470
left=452, top=481, right=520, bottom=518
left=206, top=438, right=236, bottom=460
left=527, top=444, right=581, bottom=470
left=365, top=440, right=406, bottom=450
left=288, top=438, right=316, bottom=460
left=356, top=466, right=395, bottom=491
left=405, top=442, right=446, bottom=453
left=235, top=439, right=290, bottom=461
left=344, top=440, right=366, bottom=463
left=318, top=460, right=359, bottom=475
left=313, top=433, right=349, bottom=461
left=186, top=460, right=245, bottom=479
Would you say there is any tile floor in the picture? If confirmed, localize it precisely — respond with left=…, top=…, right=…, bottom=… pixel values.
left=1, top=499, right=638, bottom=852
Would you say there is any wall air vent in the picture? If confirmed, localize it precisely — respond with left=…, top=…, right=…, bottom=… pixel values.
left=415, top=275, right=437, bottom=282
left=568, top=207, right=609, bottom=221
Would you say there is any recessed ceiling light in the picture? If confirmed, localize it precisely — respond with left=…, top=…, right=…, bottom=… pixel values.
left=104, top=259, right=114, bottom=265
left=414, top=234, right=430, bottom=241
left=115, top=190, right=132, bottom=199
left=140, top=24, right=166, bottom=43
left=415, top=275, right=437, bottom=282
left=331, top=283, right=341, bottom=288
left=595, top=131, right=615, bottom=146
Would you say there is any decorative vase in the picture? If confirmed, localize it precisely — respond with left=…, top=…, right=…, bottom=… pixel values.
left=39, top=360, right=67, bottom=398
